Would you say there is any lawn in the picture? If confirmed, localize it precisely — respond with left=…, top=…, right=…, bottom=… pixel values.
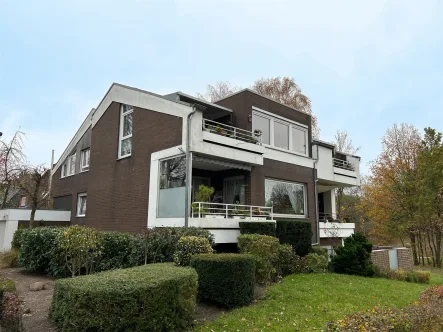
left=195, top=273, right=443, bottom=331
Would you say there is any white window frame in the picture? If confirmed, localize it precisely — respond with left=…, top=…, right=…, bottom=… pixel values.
left=76, top=193, right=87, bottom=217
left=265, top=178, right=307, bottom=218
left=80, top=148, right=90, bottom=172
left=19, top=195, right=27, bottom=207
left=252, top=108, right=309, bottom=156
left=61, top=154, right=76, bottom=178
left=118, top=104, right=134, bottom=159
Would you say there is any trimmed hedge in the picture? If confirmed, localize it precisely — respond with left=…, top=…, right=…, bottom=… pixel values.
left=17, top=226, right=215, bottom=277
left=97, top=231, right=136, bottom=271
left=239, top=222, right=276, bottom=236
left=50, top=263, right=198, bottom=332
left=237, top=234, right=280, bottom=284
left=191, top=254, right=255, bottom=308
left=19, top=227, right=65, bottom=274
left=276, top=220, right=312, bottom=256
left=173, top=236, right=213, bottom=266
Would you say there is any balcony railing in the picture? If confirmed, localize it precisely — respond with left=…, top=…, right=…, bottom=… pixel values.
left=203, top=119, right=261, bottom=145
left=333, top=158, right=355, bottom=171
left=191, top=202, right=273, bottom=220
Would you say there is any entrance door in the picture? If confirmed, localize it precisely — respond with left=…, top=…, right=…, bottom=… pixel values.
left=223, top=176, right=245, bottom=204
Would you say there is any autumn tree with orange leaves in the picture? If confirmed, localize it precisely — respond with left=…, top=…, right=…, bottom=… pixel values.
left=361, top=124, right=443, bottom=267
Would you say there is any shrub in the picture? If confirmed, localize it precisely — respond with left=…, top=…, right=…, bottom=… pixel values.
left=50, top=263, right=198, bottom=332
left=56, top=225, right=102, bottom=277
left=11, top=227, right=24, bottom=250
left=414, top=270, right=431, bottom=284
left=238, top=234, right=280, bottom=283
left=191, top=254, right=255, bottom=308
left=305, top=253, right=328, bottom=273
left=276, top=220, right=312, bottom=256
left=97, top=231, right=137, bottom=271
left=420, top=285, right=443, bottom=303
left=387, top=269, right=408, bottom=281
left=276, top=244, right=309, bottom=275
left=128, top=227, right=215, bottom=266
left=19, top=227, right=65, bottom=274
left=326, top=306, right=407, bottom=331
left=0, top=249, right=18, bottom=268
left=173, top=236, right=213, bottom=266
left=311, top=246, right=328, bottom=259
left=331, top=233, right=376, bottom=277
left=1, top=292, right=23, bottom=332
left=0, top=277, right=16, bottom=318
left=239, top=222, right=276, bottom=236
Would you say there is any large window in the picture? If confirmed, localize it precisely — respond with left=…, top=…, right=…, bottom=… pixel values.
left=265, top=179, right=306, bottom=217
left=252, top=112, right=270, bottom=144
left=118, top=104, right=133, bottom=158
left=80, top=148, right=90, bottom=172
left=77, top=193, right=87, bottom=217
left=61, top=153, right=76, bottom=178
left=158, top=156, right=186, bottom=217
left=252, top=109, right=308, bottom=155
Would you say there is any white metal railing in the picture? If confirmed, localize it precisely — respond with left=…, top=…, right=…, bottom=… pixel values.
left=203, top=119, right=262, bottom=145
left=191, top=202, right=273, bottom=220
left=333, top=158, right=355, bottom=171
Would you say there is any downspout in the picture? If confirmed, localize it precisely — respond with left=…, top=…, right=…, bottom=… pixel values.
left=312, top=144, right=320, bottom=245
left=184, top=104, right=197, bottom=228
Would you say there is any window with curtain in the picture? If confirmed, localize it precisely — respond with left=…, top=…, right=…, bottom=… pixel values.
left=223, top=176, right=245, bottom=204
left=265, top=179, right=306, bottom=216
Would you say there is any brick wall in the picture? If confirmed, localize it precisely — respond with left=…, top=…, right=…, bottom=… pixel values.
left=397, top=248, right=414, bottom=271
left=86, top=102, right=183, bottom=233
left=371, top=248, right=414, bottom=271
left=371, top=249, right=390, bottom=271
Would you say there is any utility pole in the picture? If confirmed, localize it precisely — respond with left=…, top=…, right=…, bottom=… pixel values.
left=47, top=149, right=54, bottom=208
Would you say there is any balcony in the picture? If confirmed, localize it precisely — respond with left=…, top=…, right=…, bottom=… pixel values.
left=333, top=158, right=355, bottom=171
left=191, top=202, right=273, bottom=221
left=203, top=119, right=262, bottom=144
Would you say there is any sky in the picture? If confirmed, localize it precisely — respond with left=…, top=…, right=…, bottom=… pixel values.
left=1, top=0, right=442, bottom=175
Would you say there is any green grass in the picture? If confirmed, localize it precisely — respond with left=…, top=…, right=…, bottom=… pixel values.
left=195, top=273, right=443, bottom=332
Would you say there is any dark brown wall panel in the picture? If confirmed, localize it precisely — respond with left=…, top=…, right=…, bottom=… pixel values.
left=250, top=159, right=317, bottom=242
left=86, top=102, right=182, bottom=232
left=216, top=90, right=312, bottom=157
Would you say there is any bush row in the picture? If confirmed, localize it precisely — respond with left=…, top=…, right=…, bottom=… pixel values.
left=237, top=234, right=327, bottom=284
left=50, top=263, right=198, bottom=332
left=239, top=220, right=313, bottom=256
left=326, top=285, right=443, bottom=331
left=15, top=226, right=214, bottom=277
left=377, top=269, right=431, bottom=284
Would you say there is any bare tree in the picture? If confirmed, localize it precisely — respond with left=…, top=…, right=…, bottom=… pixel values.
left=196, top=81, right=241, bottom=102
left=196, top=77, right=320, bottom=138
left=334, top=130, right=361, bottom=220
left=0, top=131, right=26, bottom=208
left=17, top=165, right=50, bottom=228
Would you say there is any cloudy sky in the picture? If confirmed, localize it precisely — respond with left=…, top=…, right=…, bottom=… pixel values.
left=1, top=0, right=442, bottom=174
